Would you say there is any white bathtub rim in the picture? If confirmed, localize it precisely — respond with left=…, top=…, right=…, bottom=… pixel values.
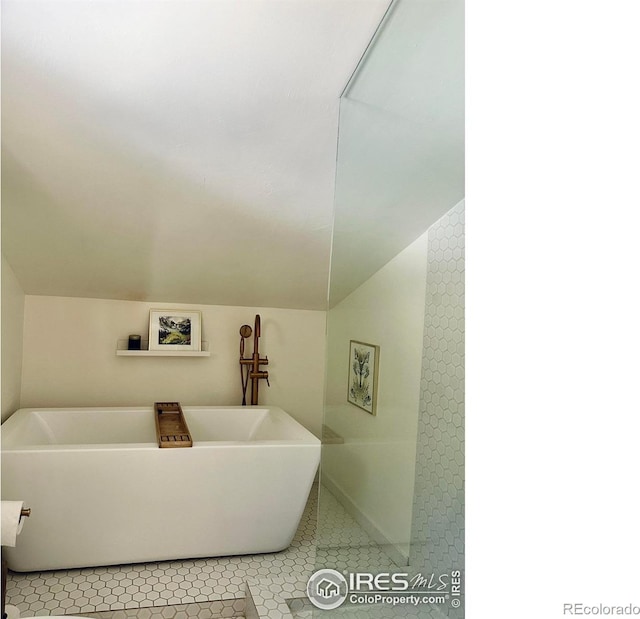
left=2, top=441, right=319, bottom=452
left=1, top=405, right=321, bottom=451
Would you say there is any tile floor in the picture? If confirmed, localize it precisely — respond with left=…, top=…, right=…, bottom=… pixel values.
left=5, top=484, right=399, bottom=619
left=314, top=487, right=398, bottom=576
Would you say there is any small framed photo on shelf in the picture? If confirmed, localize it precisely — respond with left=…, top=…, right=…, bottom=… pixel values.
left=149, top=310, right=202, bottom=352
left=347, top=340, right=379, bottom=415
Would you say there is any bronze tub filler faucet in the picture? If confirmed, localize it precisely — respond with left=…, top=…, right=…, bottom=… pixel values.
left=239, top=314, right=270, bottom=405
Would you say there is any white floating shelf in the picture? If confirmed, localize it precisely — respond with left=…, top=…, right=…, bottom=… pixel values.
left=116, top=340, right=210, bottom=357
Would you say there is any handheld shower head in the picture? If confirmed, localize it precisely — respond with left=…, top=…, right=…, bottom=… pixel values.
left=239, top=325, right=252, bottom=358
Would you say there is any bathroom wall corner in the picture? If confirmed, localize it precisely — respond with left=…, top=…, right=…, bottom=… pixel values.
left=1, top=254, right=26, bottom=422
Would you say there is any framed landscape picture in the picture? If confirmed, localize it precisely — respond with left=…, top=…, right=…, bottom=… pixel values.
left=149, top=310, right=202, bottom=352
left=347, top=340, right=379, bottom=415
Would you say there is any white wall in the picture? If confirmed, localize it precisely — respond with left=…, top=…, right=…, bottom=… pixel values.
left=20, top=296, right=326, bottom=436
left=323, top=230, right=428, bottom=561
left=1, top=254, right=26, bottom=421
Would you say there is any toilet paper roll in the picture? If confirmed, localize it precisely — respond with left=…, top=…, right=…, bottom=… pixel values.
left=4, top=605, right=21, bottom=619
left=1, top=501, right=26, bottom=547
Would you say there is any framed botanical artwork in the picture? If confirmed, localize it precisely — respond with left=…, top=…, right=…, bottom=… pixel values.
left=149, top=310, right=202, bottom=351
left=347, top=340, right=379, bottom=415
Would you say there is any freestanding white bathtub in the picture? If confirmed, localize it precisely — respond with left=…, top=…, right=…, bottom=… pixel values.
left=1, top=406, right=320, bottom=572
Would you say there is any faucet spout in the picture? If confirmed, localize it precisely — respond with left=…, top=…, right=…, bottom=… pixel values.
left=253, top=314, right=261, bottom=353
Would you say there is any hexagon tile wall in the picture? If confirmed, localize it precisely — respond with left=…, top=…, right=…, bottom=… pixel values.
left=410, top=200, right=465, bottom=618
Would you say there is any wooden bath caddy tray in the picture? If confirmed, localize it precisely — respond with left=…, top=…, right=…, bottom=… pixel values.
left=154, top=402, right=193, bottom=448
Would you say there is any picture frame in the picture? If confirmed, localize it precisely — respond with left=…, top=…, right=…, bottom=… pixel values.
left=347, top=340, right=379, bottom=415
left=148, top=310, right=202, bottom=351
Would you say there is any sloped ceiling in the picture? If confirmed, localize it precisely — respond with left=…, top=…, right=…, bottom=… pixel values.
left=1, top=0, right=390, bottom=310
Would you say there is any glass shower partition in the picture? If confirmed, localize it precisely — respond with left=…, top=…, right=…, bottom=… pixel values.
left=309, top=0, right=465, bottom=617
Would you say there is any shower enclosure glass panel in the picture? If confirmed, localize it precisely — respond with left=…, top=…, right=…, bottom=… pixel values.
left=313, top=0, right=464, bottom=617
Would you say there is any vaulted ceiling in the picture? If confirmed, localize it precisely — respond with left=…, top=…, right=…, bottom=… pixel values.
left=1, top=0, right=390, bottom=310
